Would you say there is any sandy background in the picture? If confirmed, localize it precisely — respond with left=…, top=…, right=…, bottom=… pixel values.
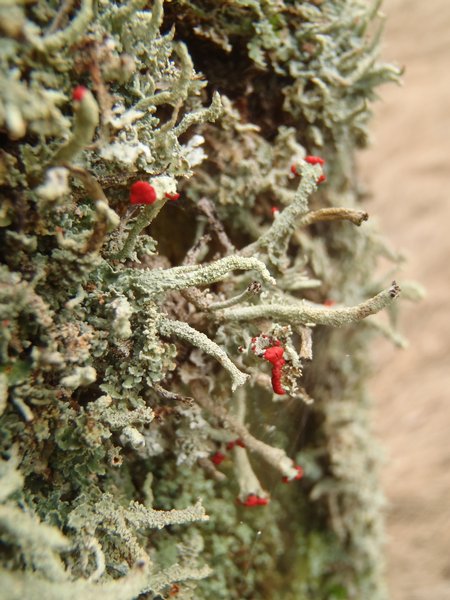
left=358, top=1, right=450, bottom=598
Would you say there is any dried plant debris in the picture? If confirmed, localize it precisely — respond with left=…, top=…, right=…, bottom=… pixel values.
left=0, top=1, right=417, bottom=599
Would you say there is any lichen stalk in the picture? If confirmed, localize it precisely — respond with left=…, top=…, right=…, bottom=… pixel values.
left=221, top=282, right=400, bottom=326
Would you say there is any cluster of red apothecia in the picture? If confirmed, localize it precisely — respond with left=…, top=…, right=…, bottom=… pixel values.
left=129, top=181, right=180, bottom=205
left=210, top=438, right=246, bottom=466
left=250, top=335, right=287, bottom=395
left=290, top=154, right=326, bottom=184
left=235, top=464, right=304, bottom=508
left=272, top=155, right=326, bottom=215
left=210, top=435, right=304, bottom=508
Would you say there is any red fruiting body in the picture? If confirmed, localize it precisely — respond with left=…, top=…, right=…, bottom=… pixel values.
left=271, top=364, right=286, bottom=395
left=290, top=164, right=298, bottom=175
left=226, top=438, right=246, bottom=451
left=239, top=494, right=269, bottom=507
left=263, top=346, right=285, bottom=365
left=317, top=174, right=326, bottom=185
left=323, top=299, right=335, bottom=307
left=72, top=85, right=88, bottom=102
left=263, top=345, right=286, bottom=395
left=305, top=155, right=325, bottom=165
left=130, top=181, right=157, bottom=205
left=165, top=192, right=180, bottom=201
left=271, top=206, right=279, bottom=214
left=210, top=451, right=226, bottom=466
left=294, top=465, right=304, bottom=479
left=282, top=465, right=304, bottom=483
left=242, top=494, right=259, bottom=507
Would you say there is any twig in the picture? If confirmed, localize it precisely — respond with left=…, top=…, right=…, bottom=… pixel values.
left=197, top=198, right=235, bottom=253
left=299, top=207, right=368, bottom=227
left=47, top=0, right=76, bottom=34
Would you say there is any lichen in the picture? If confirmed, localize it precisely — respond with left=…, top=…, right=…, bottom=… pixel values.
left=0, top=1, right=415, bottom=599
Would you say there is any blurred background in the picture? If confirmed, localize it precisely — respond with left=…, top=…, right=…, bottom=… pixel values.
left=358, top=0, right=450, bottom=598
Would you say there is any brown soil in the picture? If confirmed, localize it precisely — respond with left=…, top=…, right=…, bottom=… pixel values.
left=358, top=1, right=450, bottom=598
